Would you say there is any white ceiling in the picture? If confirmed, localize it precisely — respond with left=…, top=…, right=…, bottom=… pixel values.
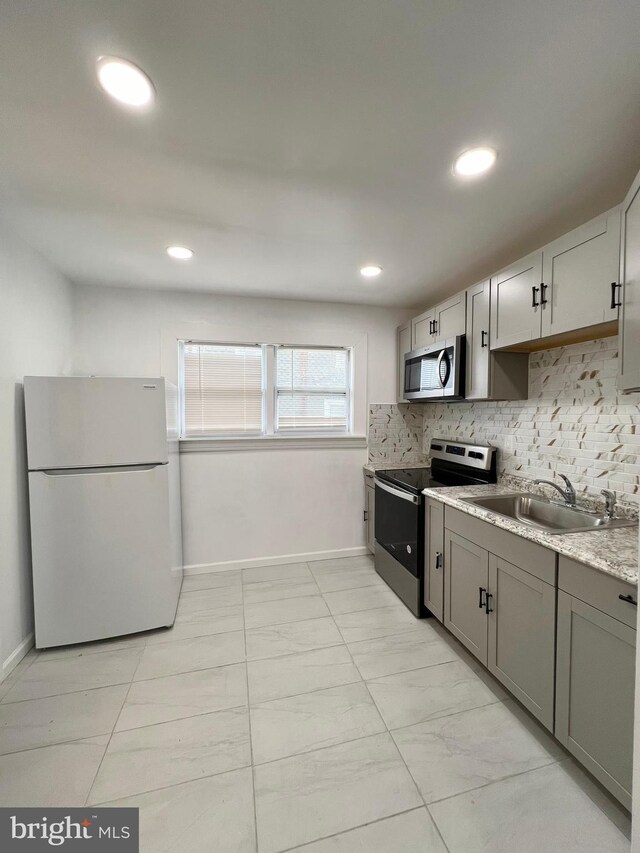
left=1, top=0, right=639, bottom=307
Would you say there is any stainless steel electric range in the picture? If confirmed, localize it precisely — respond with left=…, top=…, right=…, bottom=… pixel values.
left=374, top=438, right=497, bottom=617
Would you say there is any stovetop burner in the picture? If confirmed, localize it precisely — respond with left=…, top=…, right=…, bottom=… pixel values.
left=374, top=439, right=497, bottom=495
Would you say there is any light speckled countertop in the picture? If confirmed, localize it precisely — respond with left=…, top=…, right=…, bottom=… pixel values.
left=363, top=461, right=430, bottom=474
left=423, top=484, right=639, bottom=585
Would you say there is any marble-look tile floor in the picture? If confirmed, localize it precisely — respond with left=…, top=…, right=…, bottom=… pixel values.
left=0, top=555, right=631, bottom=852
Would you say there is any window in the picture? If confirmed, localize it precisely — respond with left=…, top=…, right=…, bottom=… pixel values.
left=275, top=347, right=350, bottom=433
left=180, top=341, right=351, bottom=439
left=181, top=343, right=264, bottom=437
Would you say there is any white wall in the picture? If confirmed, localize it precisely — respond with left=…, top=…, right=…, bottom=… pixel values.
left=72, top=284, right=410, bottom=570
left=0, top=228, right=73, bottom=675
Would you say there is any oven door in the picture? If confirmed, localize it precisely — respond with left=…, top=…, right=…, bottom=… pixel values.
left=374, top=478, right=422, bottom=577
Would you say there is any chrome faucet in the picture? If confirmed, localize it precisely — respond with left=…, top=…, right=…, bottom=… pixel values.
left=533, top=474, right=577, bottom=506
left=600, top=489, right=617, bottom=519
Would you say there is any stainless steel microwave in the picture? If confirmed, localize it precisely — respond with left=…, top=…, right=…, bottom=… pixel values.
left=403, top=336, right=465, bottom=401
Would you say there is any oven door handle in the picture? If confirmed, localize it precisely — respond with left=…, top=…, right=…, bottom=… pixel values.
left=374, top=478, right=420, bottom=505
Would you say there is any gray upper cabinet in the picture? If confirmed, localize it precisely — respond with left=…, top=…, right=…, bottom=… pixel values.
left=487, top=555, right=556, bottom=730
left=541, top=208, right=620, bottom=338
left=443, top=530, right=489, bottom=665
left=396, top=322, right=412, bottom=402
left=424, top=498, right=444, bottom=621
left=466, top=278, right=529, bottom=401
left=619, top=167, right=640, bottom=392
left=465, top=279, right=491, bottom=399
left=432, top=291, right=466, bottom=340
left=411, top=293, right=466, bottom=352
left=411, top=308, right=436, bottom=349
left=490, top=251, right=544, bottom=349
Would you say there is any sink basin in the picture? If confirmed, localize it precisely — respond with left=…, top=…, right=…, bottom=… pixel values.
left=462, top=493, right=637, bottom=534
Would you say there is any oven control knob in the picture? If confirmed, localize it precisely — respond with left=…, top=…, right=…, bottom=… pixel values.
left=406, top=545, right=412, bottom=554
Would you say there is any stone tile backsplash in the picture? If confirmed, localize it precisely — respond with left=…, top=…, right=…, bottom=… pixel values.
left=368, top=403, right=426, bottom=466
left=422, top=337, right=640, bottom=506
left=369, top=337, right=640, bottom=508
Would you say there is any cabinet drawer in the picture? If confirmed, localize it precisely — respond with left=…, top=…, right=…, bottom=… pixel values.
left=445, top=506, right=556, bottom=585
left=558, top=556, right=637, bottom=629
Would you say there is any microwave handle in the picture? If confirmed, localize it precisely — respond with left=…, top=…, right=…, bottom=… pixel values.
left=437, top=349, right=451, bottom=388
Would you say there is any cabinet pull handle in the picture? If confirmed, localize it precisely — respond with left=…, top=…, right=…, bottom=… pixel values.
left=435, top=551, right=442, bottom=570
left=531, top=286, right=539, bottom=308
left=478, top=586, right=486, bottom=609
left=540, top=283, right=548, bottom=305
left=610, top=282, right=622, bottom=309
left=619, top=594, right=637, bottom=606
left=481, top=330, right=488, bottom=348
left=433, top=320, right=438, bottom=336
left=428, top=320, right=433, bottom=335
left=485, top=592, right=494, bottom=615
left=363, top=510, right=368, bottom=522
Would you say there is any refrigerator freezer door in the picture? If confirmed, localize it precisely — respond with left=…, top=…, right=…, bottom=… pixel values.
left=28, top=464, right=182, bottom=647
left=24, top=376, right=168, bottom=470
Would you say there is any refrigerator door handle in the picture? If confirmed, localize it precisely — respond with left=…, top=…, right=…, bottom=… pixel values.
left=39, top=463, right=166, bottom=476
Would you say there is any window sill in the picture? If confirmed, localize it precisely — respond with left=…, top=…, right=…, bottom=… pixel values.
left=179, top=435, right=368, bottom=453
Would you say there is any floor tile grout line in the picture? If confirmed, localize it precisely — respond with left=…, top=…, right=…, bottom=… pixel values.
left=0, top=657, right=247, bottom=705
left=0, top=730, right=115, bottom=759
left=242, top=567, right=261, bottom=853
left=83, top=645, right=146, bottom=807
left=112, top=701, right=249, bottom=736
left=275, top=806, right=429, bottom=853
left=424, top=755, right=565, bottom=810
left=89, top=758, right=255, bottom=808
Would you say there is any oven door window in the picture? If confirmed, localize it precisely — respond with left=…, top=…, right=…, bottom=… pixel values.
left=374, top=483, right=420, bottom=577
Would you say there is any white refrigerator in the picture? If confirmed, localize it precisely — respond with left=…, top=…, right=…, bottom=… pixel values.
left=24, top=376, right=183, bottom=648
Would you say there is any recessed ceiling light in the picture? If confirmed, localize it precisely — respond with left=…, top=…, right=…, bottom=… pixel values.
left=96, top=56, right=155, bottom=107
left=360, top=265, right=383, bottom=278
left=453, top=147, right=497, bottom=177
left=166, top=246, right=194, bottom=260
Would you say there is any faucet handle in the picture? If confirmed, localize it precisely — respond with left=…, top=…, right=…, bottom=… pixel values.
left=600, top=489, right=616, bottom=518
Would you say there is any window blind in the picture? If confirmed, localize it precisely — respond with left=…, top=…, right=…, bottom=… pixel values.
left=276, top=347, right=349, bottom=432
left=182, top=343, right=264, bottom=436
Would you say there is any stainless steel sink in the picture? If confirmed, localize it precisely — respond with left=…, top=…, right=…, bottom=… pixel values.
left=462, top=493, right=637, bottom=534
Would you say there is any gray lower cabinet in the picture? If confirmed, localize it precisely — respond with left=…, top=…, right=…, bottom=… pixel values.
left=555, top=557, right=636, bottom=809
left=443, top=507, right=557, bottom=730
left=443, top=530, right=489, bottom=665
left=424, top=498, right=444, bottom=621
left=436, top=505, right=635, bottom=807
left=488, top=555, right=555, bottom=730
left=364, top=473, right=375, bottom=554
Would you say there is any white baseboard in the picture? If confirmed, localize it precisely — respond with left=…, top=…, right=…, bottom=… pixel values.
left=2, top=632, right=34, bottom=682
left=183, top=546, right=371, bottom=575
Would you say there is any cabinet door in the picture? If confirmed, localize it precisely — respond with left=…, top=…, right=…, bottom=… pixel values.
left=556, top=590, right=635, bottom=809
left=444, top=531, right=489, bottom=664
left=619, top=168, right=640, bottom=392
left=465, top=279, right=490, bottom=399
left=490, top=251, right=543, bottom=349
left=411, top=308, right=436, bottom=348
left=541, top=208, right=620, bottom=337
left=397, top=323, right=411, bottom=402
left=487, top=556, right=556, bottom=731
left=365, top=484, right=376, bottom=554
left=433, top=291, right=466, bottom=340
left=424, top=499, right=444, bottom=621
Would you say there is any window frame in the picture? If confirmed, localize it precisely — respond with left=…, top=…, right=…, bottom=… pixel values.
left=178, top=340, right=353, bottom=440
left=178, top=340, right=268, bottom=439
left=273, top=345, right=352, bottom=436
